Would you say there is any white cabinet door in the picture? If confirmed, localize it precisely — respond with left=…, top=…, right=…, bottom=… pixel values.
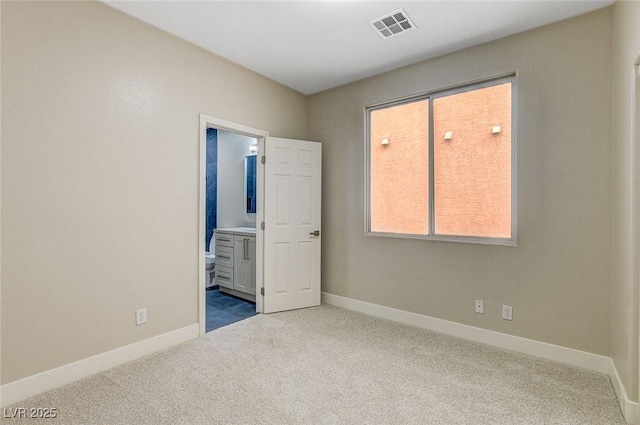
left=233, top=235, right=256, bottom=295
left=233, top=236, right=251, bottom=292
left=248, top=237, right=256, bottom=295
left=263, top=137, right=321, bottom=313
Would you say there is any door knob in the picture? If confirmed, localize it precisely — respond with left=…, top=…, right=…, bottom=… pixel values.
left=310, top=230, right=320, bottom=237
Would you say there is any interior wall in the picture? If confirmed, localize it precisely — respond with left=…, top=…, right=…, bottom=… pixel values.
left=611, top=0, right=640, bottom=403
left=308, top=9, right=613, bottom=355
left=216, top=130, right=256, bottom=229
left=0, top=1, right=306, bottom=384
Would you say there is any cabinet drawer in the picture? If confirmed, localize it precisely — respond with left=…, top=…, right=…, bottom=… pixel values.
left=215, top=246, right=234, bottom=268
left=215, top=233, right=234, bottom=248
left=216, top=266, right=234, bottom=289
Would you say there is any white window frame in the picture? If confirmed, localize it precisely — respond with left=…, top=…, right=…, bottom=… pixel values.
left=365, top=75, right=517, bottom=245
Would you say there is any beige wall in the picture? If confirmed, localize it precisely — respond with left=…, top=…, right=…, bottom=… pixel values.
left=0, top=1, right=306, bottom=384
left=309, top=9, right=613, bottom=355
left=611, top=0, right=640, bottom=403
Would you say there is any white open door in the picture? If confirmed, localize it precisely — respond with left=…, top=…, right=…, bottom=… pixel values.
left=263, top=137, right=321, bottom=313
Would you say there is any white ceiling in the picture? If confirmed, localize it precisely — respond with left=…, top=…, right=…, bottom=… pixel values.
left=105, top=1, right=614, bottom=95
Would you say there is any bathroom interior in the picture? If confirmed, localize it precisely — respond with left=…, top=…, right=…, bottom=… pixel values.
left=205, top=127, right=258, bottom=332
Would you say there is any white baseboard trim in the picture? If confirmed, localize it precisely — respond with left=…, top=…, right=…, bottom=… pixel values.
left=608, top=358, right=640, bottom=424
left=322, top=292, right=637, bottom=424
left=0, top=323, right=199, bottom=407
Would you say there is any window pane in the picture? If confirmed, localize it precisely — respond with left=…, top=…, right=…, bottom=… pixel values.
left=433, top=82, right=512, bottom=238
left=370, top=99, right=429, bottom=235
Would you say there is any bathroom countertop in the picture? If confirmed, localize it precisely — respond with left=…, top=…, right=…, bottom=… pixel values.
left=216, top=227, right=257, bottom=236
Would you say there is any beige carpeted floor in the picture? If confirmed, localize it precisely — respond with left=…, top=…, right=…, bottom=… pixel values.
left=2, top=305, right=627, bottom=424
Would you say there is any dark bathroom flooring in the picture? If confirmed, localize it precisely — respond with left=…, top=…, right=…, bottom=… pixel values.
left=205, top=286, right=257, bottom=332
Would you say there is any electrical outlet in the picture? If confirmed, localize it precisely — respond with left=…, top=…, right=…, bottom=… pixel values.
left=136, top=308, right=147, bottom=325
left=475, top=300, right=484, bottom=314
left=502, top=305, right=513, bottom=321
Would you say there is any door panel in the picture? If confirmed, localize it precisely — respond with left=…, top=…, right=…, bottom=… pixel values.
left=297, top=241, right=313, bottom=291
left=275, top=175, right=290, bottom=225
left=249, top=237, right=256, bottom=294
left=263, top=137, right=321, bottom=313
left=233, top=236, right=250, bottom=293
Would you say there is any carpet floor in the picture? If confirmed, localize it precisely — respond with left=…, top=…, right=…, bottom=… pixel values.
left=2, top=305, right=626, bottom=424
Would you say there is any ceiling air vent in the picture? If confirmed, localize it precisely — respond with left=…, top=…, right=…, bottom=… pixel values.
left=369, top=8, right=416, bottom=39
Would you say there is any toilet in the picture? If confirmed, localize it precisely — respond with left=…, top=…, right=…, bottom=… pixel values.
left=205, top=232, right=216, bottom=287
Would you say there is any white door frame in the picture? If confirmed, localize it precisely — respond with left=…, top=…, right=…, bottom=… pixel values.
left=198, top=114, right=268, bottom=337
left=635, top=61, right=640, bottom=407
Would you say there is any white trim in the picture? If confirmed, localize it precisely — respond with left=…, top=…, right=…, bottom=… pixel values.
left=608, top=358, right=640, bottom=424
left=322, top=292, right=640, bottom=423
left=321, top=292, right=608, bottom=372
left=0, top=324, right=199, bottom=407
left=256, top=136, right=265, bottom=315
left=635, top=62, right=640, bottom=420
left=198, top=114, right=269, bottom=336
left=199, top=115, right=269, bottom=140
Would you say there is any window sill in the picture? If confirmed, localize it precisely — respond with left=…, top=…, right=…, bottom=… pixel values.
left=365, top=231, right=517, bottom=247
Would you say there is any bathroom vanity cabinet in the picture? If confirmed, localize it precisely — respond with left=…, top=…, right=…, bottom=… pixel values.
left=215, top=228, right=256, bottom=302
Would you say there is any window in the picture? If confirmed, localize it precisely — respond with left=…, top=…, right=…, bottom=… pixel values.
left=366, top=76, right=515, bottom=244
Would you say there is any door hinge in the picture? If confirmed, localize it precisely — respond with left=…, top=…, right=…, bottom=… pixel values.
left=261, top=155, right=265, bottom=164
left=260, top=222, right=265, bottom=230
left=260, top=287, right=264, bottom=296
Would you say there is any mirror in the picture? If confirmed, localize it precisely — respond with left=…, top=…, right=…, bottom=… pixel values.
left=245, top=155, right=257, bottom=213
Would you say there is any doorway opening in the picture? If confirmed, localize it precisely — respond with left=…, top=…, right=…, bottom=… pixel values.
left=205, top=129, right=258, bottom=332
left=198, top=115, right=268, bottom=336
